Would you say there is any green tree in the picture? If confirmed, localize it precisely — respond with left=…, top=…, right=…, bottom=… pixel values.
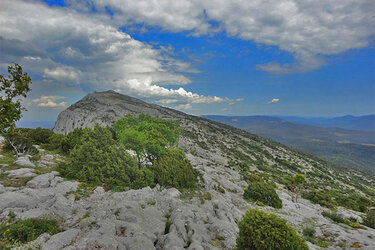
left=0, top=64, right=31, bottom=134
left=114, top=114, right=180, bottom=164
left=292, top=174, right=306, bottom=203
left=154, top=148, right=197, bottom=189
left=236, top=209, right=308, bottom=250
left=364, top=208, right=375, bottom=229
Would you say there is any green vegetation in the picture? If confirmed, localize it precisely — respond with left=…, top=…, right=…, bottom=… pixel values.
left=364, top=209, right=375, bottom=229
left=114, top=114, right=180, bottom=164
left=244, top=179, right=282, bottom=209
left=59, top=125, right=154, bottom=190
left=57, top=115, right=196, bottom=191
left=0, top=213, right=62, bottom=248
left=154, top=148, right=197, bottom=189
left=0, top=64, right=32, bottom=135
left=236, top=209, right=308, bottom=250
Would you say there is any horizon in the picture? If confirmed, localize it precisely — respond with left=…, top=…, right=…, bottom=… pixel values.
left=1, top=0, right=374, bottom=123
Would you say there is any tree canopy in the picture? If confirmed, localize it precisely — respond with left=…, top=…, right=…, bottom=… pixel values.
left=113, top=114, right=180, bottom=164
left=0, top=64, right=32, bottom=134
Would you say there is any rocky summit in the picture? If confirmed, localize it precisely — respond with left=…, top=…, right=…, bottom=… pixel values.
left=1, top=90, right=375, bottom=249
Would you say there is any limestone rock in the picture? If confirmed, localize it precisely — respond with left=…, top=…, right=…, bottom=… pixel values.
left=27, top=173, right=55, bottom=188
left=14, top=156, right=35, bottom=168
left=5, top=168, right=36, bottom=178
left=42, top=229, right=80, bottom=250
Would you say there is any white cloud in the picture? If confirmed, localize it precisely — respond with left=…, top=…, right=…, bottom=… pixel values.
left=267, top=98, right=280, bottom=104
left=32, top=96, right=68, bottom=108
left=176, top=103, right=192, bottom=110
left=87, top=0, right=375, bottom=73
left=44, top=67, right=81, bottom=83
left=117, top=78, right=233, bottom=104
left=0, top=0, right=237, bottom=106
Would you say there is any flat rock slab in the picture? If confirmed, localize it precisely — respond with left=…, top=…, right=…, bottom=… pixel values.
left=4, top=168, right=37, bottom=178
left=42, top=229, right=80, bottom=250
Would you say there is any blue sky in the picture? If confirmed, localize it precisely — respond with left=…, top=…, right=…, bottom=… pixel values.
left=1, top=0, right=374, bottom=123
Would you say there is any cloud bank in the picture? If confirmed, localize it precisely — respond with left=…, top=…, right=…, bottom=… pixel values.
left=88, top=0, right=375, bottom=73
left=0, top=0, right=237, bottom=109
left=267, top=98, right=280, bottom=104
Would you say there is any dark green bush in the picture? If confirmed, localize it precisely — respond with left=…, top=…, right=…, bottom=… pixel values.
left=236, top=209, right=308, bottom=250
left=302, top=227, right=316, bottom=237
left=321, top=211, right=346, bottom=224
left=3, top=128, right=38, bottom=155
left=27, top=127, right=54, bottom=144
left=42, top=133, right=66, bottom=151
left=244, top=181, right=282, bottom=208
left=0, top=218, right=62, bottom=245
left=154, top=148, right=197, bottom=189
left=59, top=125, right=154, bottom=190
left=364, top=209, right=375, bottom=229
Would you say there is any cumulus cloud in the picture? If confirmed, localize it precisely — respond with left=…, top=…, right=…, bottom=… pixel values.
left=32, top=96, right=68, bottom=108
left=87, top=0, right=375, bottom=73
left=117, top=78, right=232, bottom=104
left=267, top=98, right=280, bottom=104
left=1, top=0, right=236, bottom=106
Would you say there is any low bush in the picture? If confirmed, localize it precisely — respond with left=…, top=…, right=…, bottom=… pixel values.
left=244, top=181, right=282, bottom=208
left=154, top=148, right=197, bottom=189
left=236, top=209, right=308, bottom=250
left=0, top=217, right=62, bottom=246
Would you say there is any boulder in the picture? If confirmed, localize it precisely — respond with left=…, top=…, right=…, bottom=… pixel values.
left=0, top=184, right=5, bottom=194
left=14, top=156, right=35, bottom=168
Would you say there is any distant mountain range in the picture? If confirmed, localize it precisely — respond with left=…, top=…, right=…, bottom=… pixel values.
left=202, top=115, right=375, bottom=172
left=278, top=115, right=375, bottom=131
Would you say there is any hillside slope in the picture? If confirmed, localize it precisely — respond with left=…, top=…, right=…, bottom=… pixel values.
left=2, top=90, right=374, bottom=249
left=202, top=115, right=375, bottom=172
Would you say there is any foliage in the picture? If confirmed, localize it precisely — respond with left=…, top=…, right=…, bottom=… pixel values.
left=154, top=148, right=197, bottom=189
left=0, top=64, right=31, bottom=135
left=114, top=114, right=180, bottom=163
left=26, top=127, right=54, bottom=144
left=364, top=209, right=375, bottom=229
left=59, top=125, right=154, bottom=190
left=302, top=190, right=335, bottom=209
left=236, top=209, right=308, bottom=250
left=302, top=227, right=316, bottom=237
left=0, top=217, right=62, bottom=246
left=42, top=133, right=66, bottom=151
left=244, top=181, right=282, bottom=208
left=2, top=128, right=38, bottom=155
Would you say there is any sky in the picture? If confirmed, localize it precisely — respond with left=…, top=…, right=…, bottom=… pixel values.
left=0, top=0, right=374, bottom=124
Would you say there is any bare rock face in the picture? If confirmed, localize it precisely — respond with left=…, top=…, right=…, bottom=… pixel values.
left=53, top=90, right=186, bottom=135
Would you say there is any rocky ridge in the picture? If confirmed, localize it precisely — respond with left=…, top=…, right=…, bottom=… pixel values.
left=1, top=90, right=375, bottom=249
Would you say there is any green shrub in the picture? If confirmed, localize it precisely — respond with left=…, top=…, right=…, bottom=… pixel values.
left=3, top=128, right=38, bottom=155
left=302, top=227, right=316, bottom=237
left=154, top=148, right=197, bottom=189
left=364, top=209, right=375, bottom=229
left=0, top=218, right=62, bottom=245
left=321, top=211, right=346, bottom=224
left=42, top=133, right=66, bottom=151
left=27, top=127, right=54, bottom=144
left=302, top=190, right=335, bottom=209
left=236, top=209, right=308, bottom=250
left=59, top=125, right=154, bottom=190
left=244, top=181, right=282, bottom=208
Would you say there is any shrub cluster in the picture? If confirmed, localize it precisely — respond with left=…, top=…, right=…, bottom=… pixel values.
left=236, top=209, right=308, bottom=250
left=154, top=148, right=197, bottom=189
left=0, top=216, right=62, bottom=247
left=59, top=115, right=197, bottom=191
left=244, top=179, right=282, bottom=208
left=364, top=209, right=375, bottom=229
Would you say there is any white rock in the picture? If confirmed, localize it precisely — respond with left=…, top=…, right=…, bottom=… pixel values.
left=93, top=186, right=105, bottom=195
left=14, top=156, right=35, bottom=168
left=27, top=173, right=55, bottom=188
left=5, top=168, right=36, bottom=178
left=42, top=229, right=80, bottom=250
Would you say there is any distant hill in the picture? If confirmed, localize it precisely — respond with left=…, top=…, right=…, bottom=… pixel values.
left=202, top=115, right=375, bottom=172
left=280, top=115, right=375, bottom=131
